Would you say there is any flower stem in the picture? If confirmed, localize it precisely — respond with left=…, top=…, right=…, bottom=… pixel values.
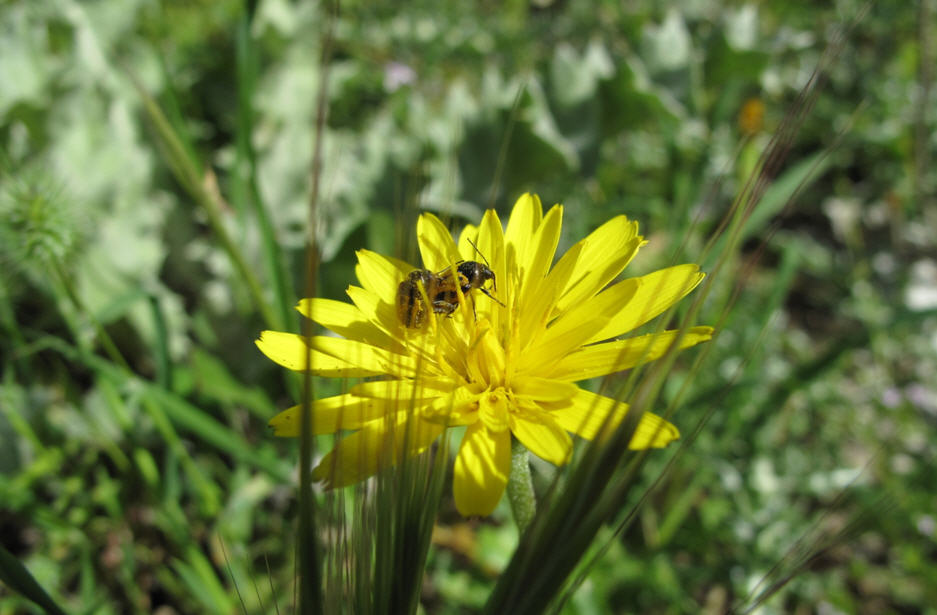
left=507, top=438, right=536, bottom=533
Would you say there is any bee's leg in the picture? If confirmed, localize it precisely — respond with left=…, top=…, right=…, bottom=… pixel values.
left=433, top=300, right=458, bottom=316
left=478, top=287, right=506, bottom=307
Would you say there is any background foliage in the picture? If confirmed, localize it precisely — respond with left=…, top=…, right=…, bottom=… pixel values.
left=1, top=0, right=935, bottom=613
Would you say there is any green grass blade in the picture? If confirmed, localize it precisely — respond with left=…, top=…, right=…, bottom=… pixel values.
left=28, top=334, right=290, bottom=482
left=0, top=544, right=67, bottom=615
left=147, top=292, right=173, bottom=390
left=234, top=7, right=296, bottom=335
left=171, top=546, right=235, bottom=613
left=373, top=440, right=449, bottom=614
left=126, top=70, right=281, bottom=330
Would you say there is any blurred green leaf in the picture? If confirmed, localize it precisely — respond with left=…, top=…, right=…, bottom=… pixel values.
left=0, top=545, right=67, bottom=615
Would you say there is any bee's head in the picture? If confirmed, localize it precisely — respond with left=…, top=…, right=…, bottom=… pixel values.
left=458, top=261, right=495, bottom=289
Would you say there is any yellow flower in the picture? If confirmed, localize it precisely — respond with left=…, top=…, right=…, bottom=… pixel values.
left=257, top=194, right=712, bottom=516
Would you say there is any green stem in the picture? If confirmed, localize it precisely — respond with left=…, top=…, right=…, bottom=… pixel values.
left=129, top=69, right=280, bottom=330
left=507, top=439, right=536, bottom=533
left=50, top=260, right=128, bottom=370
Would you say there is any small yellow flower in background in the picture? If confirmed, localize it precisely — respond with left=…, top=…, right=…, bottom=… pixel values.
left=738, top=97, right=766, bottom=136
left=257, top=194, right=712, bottom=516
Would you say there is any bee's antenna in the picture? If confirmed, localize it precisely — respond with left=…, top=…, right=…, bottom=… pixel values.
left=467, top=237, right=490, bottom=267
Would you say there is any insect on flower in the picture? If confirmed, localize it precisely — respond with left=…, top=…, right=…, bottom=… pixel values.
left=396, top=239, right=504, bottom=329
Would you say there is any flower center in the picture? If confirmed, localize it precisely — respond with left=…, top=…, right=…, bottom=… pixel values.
left=463, top=322, right=508, bottom=389
left=478, top=386, right=511, bottom=432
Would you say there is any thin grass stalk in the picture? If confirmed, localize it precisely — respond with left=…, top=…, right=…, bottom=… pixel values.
left=0, top=277, right=31, bottom=382
left=234, top=3, right=296, bottom=334
left=486, top=83, right=527, bottom=210
left=483, top=258, right=707, bottom=612
left=49, top=259, right=127, bottom=370
left=484, top=342, right=669, bottom=612
left=373, top=413, right=406, bottom=613
left=141, top=395, right=222, bottom=515
left=371, top=429, right=448, bottom=614
left=555, top=340, right=731, bottom=611
left=914, top=0, right=934, bottom=211
left=690, top=112, right=861, bottom=437
left=581, top=38, right=854, bottom=607
left=318, top=482, right=345, bottom=613
left=310, top=303, right=450, bottom=614
left=483, top=406, right=652, bottom=613
left=350, top=484, right=373, bottom=614
left=695, top=23, right=844, bottom=273
left=337, top=335, right=442, bottom=614
left=629, top=21, right=865, bottom=612
left=297, top=1, right=338, bottom=611
left=487, top=17, right=861, bottom=612
left=533, top=320, right=711, bottom=612
left=152, top=53, right=203, bottom=178
left=147, top=292, right=172, bottom=390
left=737, top=481, right=893, bottom=613
left=596, top=321, right=730, bottom=522
left=218, top=538, right=248, bottom=613
left=655, top=16, right=856, bottom=451
left=128, top=72, right=280, bottom=330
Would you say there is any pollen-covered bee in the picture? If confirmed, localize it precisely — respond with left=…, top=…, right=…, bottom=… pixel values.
left=396, top=246, right=504, bottom=329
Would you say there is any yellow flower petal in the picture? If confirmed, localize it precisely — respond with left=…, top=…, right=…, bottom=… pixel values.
left=505, top=193, right=543, bottom=241
left=422, top=388, right=480, bottom=425
left=584, top=264, right=705, bottom=344
left=255, top=331, right=383, bottom=376
left=268, top=394, right=397, bottom=436
left=296, top=297, right=359, bottom=325
left=513, top=241, right=585, bottom=348
left=518, top=205, right=562, bottom=293
left=457, top=223, right=479, bottom=258
left=628, top=410, right=681, bottom=449
left=478, top=388, right=510, bottom=432
left=521, top=307, right=614, bottom=373
left=296, top=297, right=394, bottom=349
left=355, top=249, right=413, bottom=299
left=523, top=278, right=640, bottom=369
left=504, top=193, right=543, bottom=288
left=550, top=388, right=627, bottom=440
left=312, top=413, right=444, bottom=488
left=510, top=376, right=579, bottom=402
left=418, top=213, right=461, bottom=273
left=514, top=205, right=563, bottom=339
left=477, top=209, right=507, bottom=279
left=311, top=336, right=419, bottom=377
left=460, top=209, right=508, bottom=327
left=550, top=388, right=679, bottom=448
left=545, top=326, right=715, bottom=381
left=511, top=412, right=572, bottom=465
left=553, top=215, right=644, bottom=314
left=344, top=286, right=400, bottom=339
left=467, top=328, right=506, bottom=389
left=349, top=379, right=450, bottom=400
left=453, top=421, right=511, bottom=516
